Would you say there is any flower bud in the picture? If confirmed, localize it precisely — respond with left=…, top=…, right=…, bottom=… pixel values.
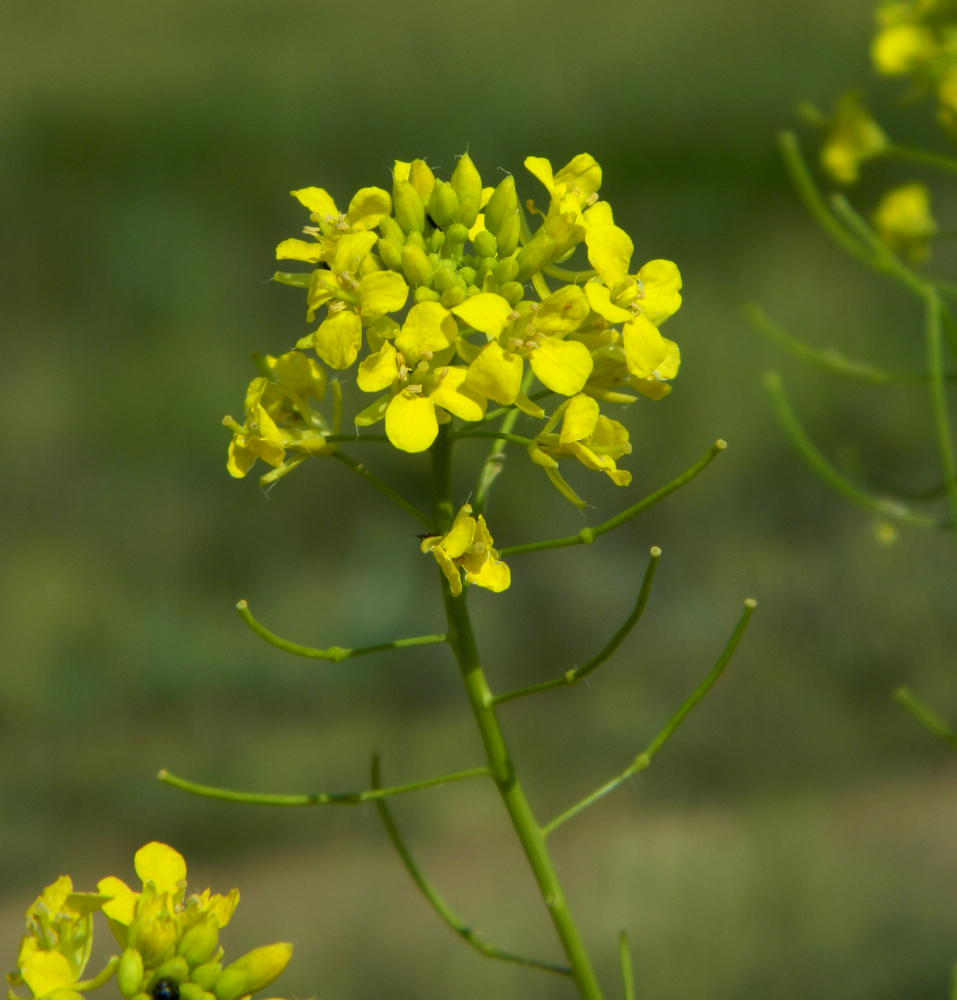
left=451, top=153, right=482, bottom=224
left=499, top=281, right=525, bottom=306
left=47, top=992, right=84, bottom=1000
left=130, top=916, right=177, bottom=968
left=496, top=213, right=521, bottom=257
left=378, top=215, right=405, bottom=244
left=515, top=234, right=555, bottom=282
left=483, top=175, right=518, bottom=236
left=378, top=237, right=403, bottom=270
left=177, top=918, right=219, bottom=969
left=393, top=180, right=426, bottom=234
left=428, top=228, right=446, bottom=253
left=213, top=945, right=293, bottom=1000
left=413, top=286, right=441, bottom=303
left=132, top=993, right=151, bottom=1000
left=458, top=266, right=477, bottom=287
left=440, top=283, right=467, bottom=308
left=189, top=963, right=221, bottom=992
left=405, top=228, right=427, bottom=252
left=408, top=159, right=435, bottom=205
left=117, top=949, right=144, bottom=999
left=179, top=985, right=205, bottom=1000
left=152, top=957, right=190, bottom=985
left=446, top=223, right=469, bottom=245
left=432, top=265, right=455, bottom=293
left=401, top=244, right=433, bottom=288
left=472, top=230, right=498, bottom=258
left=494, top=258, right=519, bottom=285
left=428, top=181, right=459, bottom=229
left=453, top=197, right=480, bottom=229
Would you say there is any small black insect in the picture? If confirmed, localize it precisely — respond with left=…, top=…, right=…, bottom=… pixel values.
left=152, top=979, right=180, bottom=1000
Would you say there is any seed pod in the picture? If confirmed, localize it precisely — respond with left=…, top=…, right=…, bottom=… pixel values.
left=428, top=181, right=459, bottom=229
left=483, top=175, right=518, bottom=237
left=392, top=180, right=426, bottom=235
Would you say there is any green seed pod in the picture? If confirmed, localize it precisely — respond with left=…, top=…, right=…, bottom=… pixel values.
left=189, top=963, right=222, bottom=992
left=515, top=234, right=556, bottom=282
left=401, top=243, right=433, bottom=288
left=453, top=196, right=480, bottom=229
left=440, top=283, right=467, bottom=308
left=494, top=257, right=520, bottom=284
left=152, top=957, right=190, bottom=985
left=472, top=230, right=498, bottom=258
left=393, top=180, right=426, bottom=235
left=446, top=222, right=469, bottom=245
left=378, top=236, right=403, bottom=271
left=458, top=266, right=477, bottom=286
left=496, top=213, right=521, bottom=258
left=451, top=153, right=482, bottom=221
left=428, top=228, right=446, bottom=253
left=177, top=918, right=219, bottom=969
left=117, top=949, right=144, bottom=999
left=499, top=281, right=525, bottom=306
left=378, top=215, right=405, bottom=244
left=179, top=984, right=205, bottom=1000
left=483, top=174, right=518, bottom=237
left=408, top=159, right=435, bottom=205
left=427, top=181, right=459, bottom=229
left=413, top=286, right=441, bottom=303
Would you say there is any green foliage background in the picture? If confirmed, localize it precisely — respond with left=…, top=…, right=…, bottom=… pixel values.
left=2, top=2, right=957, bottom=998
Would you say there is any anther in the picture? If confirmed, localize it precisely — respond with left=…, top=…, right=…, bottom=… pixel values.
left=404, top=384, right=424, bottom=395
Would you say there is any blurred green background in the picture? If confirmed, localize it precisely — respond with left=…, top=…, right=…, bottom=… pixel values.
left=3, top=1, right=957, bottom=998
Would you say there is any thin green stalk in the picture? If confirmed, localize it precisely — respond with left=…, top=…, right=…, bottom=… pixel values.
left=331, top=450, right=433, bottom=528
left=474, top=372, right=536, bottom=516
left=745, top=302, right=944, bottom=383
left=884, top=143, right=957, bottom=176
left=451, top=430, right=534, bottom=447
left=941, top=302, right=957, bottom=362
left=236, top=600, right=447, bottom=662
left=431, top=426, right=606, bottom=1000
left=894, top=687, right=957, bottom=750
left=157, top=765, right=489, bottom=806
left=764, top=372, right=946, bottom=529
left=324, top=433, right=389, bottom=442
left=500, top=440, right=727, bottom=557
left=924, top=290, right=957, bottom=539
left=619, top=931, right=635, bottom=1000
left=544, top=265, right=598, bottom=283
left=75, top=957, right=119, bottom=992
left=370, top=755, right=573, bottom=978
left=542, top=600, right=756, bottom=837
left=491, top=547, right=661, bottom=707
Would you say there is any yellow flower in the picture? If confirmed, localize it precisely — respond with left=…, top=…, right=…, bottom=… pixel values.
left=355, top=301, right=486, bottom=452
left=524, top=153, right=602, bottom=221
left=527, top=395, right=632, bottom=507
left=872, top=2, right=937, bottom=75
left=872, top=183, right=938, bottom=260
left=421, top=504, right=510, bottom=596
left=820, top=92, right=888, bottom=184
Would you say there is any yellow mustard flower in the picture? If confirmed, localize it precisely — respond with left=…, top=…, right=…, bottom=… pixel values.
left=528, top=395, right=632, bottom=507
left=421, top=504, right=510, bottom=596
left=355, top=301, right=486, bottom=452
left=872, top=2, right=937, bottom=75
left=872, top=182, right=938, bottom=260
left=820, top=92, right=889, bottom=184
left=523, top=153, right=602, bottom=221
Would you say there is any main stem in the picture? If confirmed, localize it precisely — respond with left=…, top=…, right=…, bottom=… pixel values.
left=431, top=424, right=605, bottom=1000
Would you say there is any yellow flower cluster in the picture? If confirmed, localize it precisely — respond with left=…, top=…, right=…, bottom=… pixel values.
left=8, top=844, right=292, bottom=1000
left=421, top=504, right=510, bottom=596
left=226, top=152, right=683, bottom=504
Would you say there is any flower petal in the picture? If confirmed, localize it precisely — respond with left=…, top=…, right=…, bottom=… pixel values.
left=428, top=367, right=486, bottom=422
left=134, top=842, right=187, bottom=895
left=358, top=270, right=409, bottom=315
left=585, top=224, right=634, bottom=289
left=357, top=343, right=398, bottom=393
left=465, top=341, right=523, bottom=405
left=636, top=260, right=682, bottom=325
left=275, top=239, right=324, bottom=263
left=96, top=877, right=138, bottom=926
left=291, top=187, right=338, bottom=218
left=385, top=393, right=439, bottom=452
left=536, top=285, right=589, bottom=333
left=622, top=315, right=668, bottom=378
left=22, top=950, right=75, bottom=996
left=396, top=301, right=457, bottom=359
left=584, top=281, right=633, bottom=323
left=559, top=394, right=600, bottom=444
left=313, top=311, right=363, bottom=370
left=451, top=293, right=513, bottom=338
left=528, top=338, right=593, bottom=395
left=346, top=187, right=392, bottom=230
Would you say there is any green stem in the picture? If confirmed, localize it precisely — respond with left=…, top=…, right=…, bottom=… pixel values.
left=331, top=450, right=433, bottom=528
left=450, top=430, right=534, bottom=447
left=763, top=372, right=946, bottom=529
left=541, top=600, right=756, bottom=837
left=474, top=373, right=536, bottom=516
left=884, top=143, right=957, bottom=176
left=157, top=765, right=489, bottom=806
left=491, top=547, right=661, bottom=707
left=75, top=957, right=119, bottom=992
left=619, top=931, right=635, bottom=1000
left=543, top=265, right=598, bottom=284
left=324, top=433, right=389, bottom=442
left=236, top=600, right=447, bottom=662
left=893, top=687, right=957, bottom=750
left=431, top=425, right=606, bottom=1000
left=370, top=755, right=573, bottom=977
left=500, top=440, right=727, bottom=557
left=924, top=290, right=957, bottom=540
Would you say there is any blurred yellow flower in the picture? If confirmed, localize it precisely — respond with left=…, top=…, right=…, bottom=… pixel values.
left=820, top=92, right=888, bottom=184
left=872, top=183, right=938, bottom=260
left=421, top=504, right=510, bottom=596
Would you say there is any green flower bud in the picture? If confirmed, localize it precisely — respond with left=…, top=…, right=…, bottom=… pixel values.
left=401, top=244, right=433, bottom=288
left=393, top=180, right=426, bottom=235
left=130, top=918, right=177, bottom=968
left=453, top=196, right=480, bottom=229
left=378, top=237, right=403, bottom=271
left=432, top=265, right=455, bottom=293
left=201, top=993, right=217, bottom=1000
left=499, top=280, right=525, bottom=306
left=117, top=949, right=144, bottom=999
left=47, top=991, right=83, bottom=1000
left=496, top=213, right=521, bottom=257
left=451, top=153, right=482, bottom=224
left=152, top=957, right=189, bottom=985
left=483, top=175, right=518, bottom=237
left=494, top=258, right=520, bottom=284
left=440, top=283, right=467, bottom=308
left=458, top=266, right=477, bottom=286
left=213, top=944, right=293, bottom=1000
left=446, top=223, right=469, bottom=245
left=405, top=228, right=427, bottom=252
left=472, top=230, right=498, bottom=258
left=189, top=963, right=222, bottom=992
left=428, top=228, right=446, bottom=253
left=408, top=159, right=435, bottom=205
left=515, top=234, right=556, bottom=282
left=132, top=993, right=151, bottom=1000
left=179, top=985, right=205, bottom=1000
left=427, top=181, right=459, bottom=229
left=378, top=215, right=405, bottom=244
left=413, top=286, right=441, bottom=303
left=177, top=918, right=219, bottom=969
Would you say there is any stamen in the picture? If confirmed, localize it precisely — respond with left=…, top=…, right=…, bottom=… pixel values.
left=327, top=300, right=346, bottom=313
left=585, top=192, right=599, bottom=206
left=506, top=311, right=521, bottom=322
left=404, top=384, right=424, bottom=395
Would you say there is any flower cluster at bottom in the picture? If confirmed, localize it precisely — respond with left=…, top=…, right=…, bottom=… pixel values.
left=7, top=844, right=293, bottom=1000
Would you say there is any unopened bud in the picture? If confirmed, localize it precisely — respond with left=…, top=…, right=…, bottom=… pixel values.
left=483, top=175, right=518, bottom=236
left=440, top=283, right=467, bottom=308
left=405, top=228, right=427, bottom=252
left=515, top=234, right=555, bottom=282
left=451, top=153, right=482, bottom=223
left=472, top=230, right=498, bottom=258
left=393, top=181, right=426, bottom=234
left=189, top=963, right=221, bottom=992
left=432, top=265, right=455, bottom=293
left=378, top=236, right=403, bottom=271
left=494, top=258, right=519, bottom=284
left=414, top=286, right=441, bottom=303
left=453, top=196, right=480, bottom=229
left=378, top=215, right=405, bottom=244
left=130, top=919, right=177, bottom=967
left=408, top=159, right=435, bottom=204
left=177, top=918, right=219, bottom=969
left=458, top=266, right=477, bottom=286
left=428, top=181, right=459, bottom=229
left=213, top=944, right=293, bottom=1000
left=117, top=949, right=144, bottom=999
left=446, top=223, right=469, bottom=245
left=496, top=213, right=521, bottom=257
left=428, top=228, right=446, bottom=253
left=152, top=957, right=190, bottom=985
left=401, top=244, right=433, bottom=288
left=499, top=281, right=525, bottom=306
left=179, top=985, right=205, bottom=1000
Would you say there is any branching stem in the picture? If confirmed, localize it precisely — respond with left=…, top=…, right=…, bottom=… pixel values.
left=331, top=450, right=433, bottom=528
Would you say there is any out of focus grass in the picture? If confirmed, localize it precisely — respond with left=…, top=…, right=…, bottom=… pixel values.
left=2, top=1, right=957, bottom=998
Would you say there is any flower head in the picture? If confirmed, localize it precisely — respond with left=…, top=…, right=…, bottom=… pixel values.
left=421, top=505, right=510, bottom=596
left=819, top=92, right=888, bottom=184
left=872, top=182, right=938, bottom=259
